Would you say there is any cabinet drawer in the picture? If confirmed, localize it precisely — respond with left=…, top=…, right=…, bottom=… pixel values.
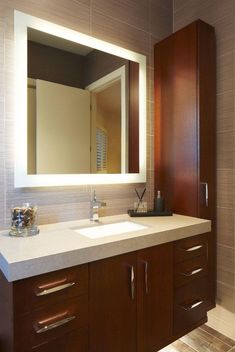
left=174, top=255, right=208, bottom=288
left=15, top=295, right=88, bottom=349
left=174, top=234, right=208, bottom=263
left=14, top=264, right=88, bottom=315
left=31, top=327, right=88, bottom=352
left=173, top=277, right=209, bottom=335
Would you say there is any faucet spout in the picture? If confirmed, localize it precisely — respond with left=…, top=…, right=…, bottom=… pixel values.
left=90, top=191, right=106, bottom=222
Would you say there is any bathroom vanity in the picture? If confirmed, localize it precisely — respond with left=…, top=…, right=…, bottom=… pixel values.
left=0, top=214, right=213, bottom=351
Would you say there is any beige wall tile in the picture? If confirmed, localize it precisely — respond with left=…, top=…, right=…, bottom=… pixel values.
left=91, top=10, right=150, bottom=56
left=217, top=169, right=234, bottom=209
left=150, top=0, right=173, bottom=40
left=92, top=0, right=150, bottom=32
left=217, top=91, right=234, bottom=133
left=217, top=131, right=234, bottom=169
left=217, top=207, right=234, bottom=247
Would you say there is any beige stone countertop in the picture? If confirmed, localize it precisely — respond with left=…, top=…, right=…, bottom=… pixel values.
left=0, top=213, right=211, bottom=282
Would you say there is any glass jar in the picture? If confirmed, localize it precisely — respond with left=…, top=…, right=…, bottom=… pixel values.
left=9, top=203, right=39, bottom=237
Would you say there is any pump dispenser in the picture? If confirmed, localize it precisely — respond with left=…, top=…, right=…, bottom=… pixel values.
left=154, top=190, right=164, bottom=212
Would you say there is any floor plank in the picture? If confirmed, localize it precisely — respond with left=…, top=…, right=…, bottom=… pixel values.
left=181, top=328, right=231, bottom=352
left=159, top=325, right=235, bottom=352
left=159, top=340, right=197, bottom=351
left=200, top=325, right=235, bottom=348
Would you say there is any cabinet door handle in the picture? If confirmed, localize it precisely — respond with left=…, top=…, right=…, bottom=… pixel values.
left=35, top=315, right=76, bottom=334
left=36, top=282, right=75, bottom=296
left=130, top=266, right=135, bottom=300
left=144, top=261, right=149, bottom=294
left=181, top=300, right=203, bottom=311
left=201, top=182, right=209, bottom=207
left=181, top=245, right=203, bottom=252
left=181, top=267, right=203, bottom=277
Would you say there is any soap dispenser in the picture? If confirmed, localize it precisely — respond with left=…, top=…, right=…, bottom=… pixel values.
left=154, top=190, right=164, bottom=212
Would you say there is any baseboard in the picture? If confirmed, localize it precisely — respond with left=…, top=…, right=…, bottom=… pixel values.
left=207, top=304, right=235, bottom=340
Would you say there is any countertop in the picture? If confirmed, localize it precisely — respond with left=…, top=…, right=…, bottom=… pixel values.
left=0, top=213, right=211, bottom=282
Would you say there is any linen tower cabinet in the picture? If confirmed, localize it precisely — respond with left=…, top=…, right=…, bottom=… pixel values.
left=154, top=19, right=216, bottom=335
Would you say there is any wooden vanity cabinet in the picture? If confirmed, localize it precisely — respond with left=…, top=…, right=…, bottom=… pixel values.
left=173, top=234, right=211, bottom=336
left=89, top=243, right=173, bottom=352
left=0, top=265, right=89, bottom=352
left=0, top=233, right=212, bottom=352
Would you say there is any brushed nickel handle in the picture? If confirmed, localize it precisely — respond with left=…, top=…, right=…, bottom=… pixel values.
left=181, top=300, right=203, bottom=311
left=130, top=266, right=135, bottom=300
left=201, top=182, right=209, bottom=207
left=181, top=267, right=203, bottom=277
left=35, top=315, right=76, bottom=334
left=36, top=282, right=75, bottom=296
left=182, top=245, right=203, bottom=252
left=144, top=261, right=148, bottom=294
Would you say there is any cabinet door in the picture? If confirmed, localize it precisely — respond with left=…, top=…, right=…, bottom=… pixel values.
left=89, top=252, right=137, bottom=352
left=137, top=243, right=173, bottom=352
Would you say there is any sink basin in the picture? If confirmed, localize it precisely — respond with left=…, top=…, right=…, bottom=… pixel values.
left=73, top=221, right=148, bottom=239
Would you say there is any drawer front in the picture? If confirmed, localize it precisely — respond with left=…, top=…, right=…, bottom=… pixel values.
left=174, top=255, right=208, bottom=288
left=15, top=295, right=88, bottom=349
left=174, top=277, right=209, bottom=335
left=31, top=327, right=88, bottom=352
left=14, top=264, right=88, bottom=315
left=174, top=234, right=208, bottom=263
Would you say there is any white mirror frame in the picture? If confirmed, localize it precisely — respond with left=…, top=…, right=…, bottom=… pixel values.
left=14, top=10, right=146, bottom=187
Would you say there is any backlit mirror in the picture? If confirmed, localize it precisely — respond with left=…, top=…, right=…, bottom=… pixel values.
left=14, top=11, right=146, bottom=187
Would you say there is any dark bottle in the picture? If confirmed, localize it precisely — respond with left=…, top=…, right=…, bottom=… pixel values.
left=154, top=190, right=164, bottom=212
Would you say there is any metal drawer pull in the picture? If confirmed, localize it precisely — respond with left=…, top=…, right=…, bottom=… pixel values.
left=181, top=300, right=203, bottom=311
left=181, top=267, right=203, bottom=277
left=182, top=245, right=203, bottom=252
left=35, top=315, right=76, bottom=334
left=144, top=261, right=149, bottom=294
left=130, top=266, right=135, bottom=300
left=36, top=282, right=75, bottom=296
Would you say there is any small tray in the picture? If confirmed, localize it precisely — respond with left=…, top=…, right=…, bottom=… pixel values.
left=128, top=209, right=173, bottom=217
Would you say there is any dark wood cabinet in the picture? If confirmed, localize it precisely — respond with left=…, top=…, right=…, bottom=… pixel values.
left=0, top=233, right=212, bottom=351
left=173, top=234, right=211, bottom=336
left=154, top=19, right=216, bottom=321
left=90, top=244, right=173, bottom=352
left=137, top=244, right=173, bottom=352
left=0, top=265, right=89, bottom=352
left=89, top=252, right=137, bottom=352
left=154, top=19, right=216, bottom=221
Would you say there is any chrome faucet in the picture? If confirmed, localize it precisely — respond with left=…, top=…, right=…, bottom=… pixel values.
left=90, top=191, right=106, bottom=222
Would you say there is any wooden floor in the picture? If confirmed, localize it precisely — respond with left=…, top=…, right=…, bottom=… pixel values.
left=159, top=325, right=235, bottom=352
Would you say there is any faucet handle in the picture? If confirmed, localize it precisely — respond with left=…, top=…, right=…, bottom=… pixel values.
left=93, top=190, right=97, bottom=201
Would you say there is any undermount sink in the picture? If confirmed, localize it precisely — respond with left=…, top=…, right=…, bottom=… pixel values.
left=73, top=221, right=148, bottom=239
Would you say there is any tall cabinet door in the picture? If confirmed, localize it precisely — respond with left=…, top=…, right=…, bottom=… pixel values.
left=154, top=20, right=216, bottom=309
left=89, top=252, right=137, bottom=352
left=154, top=19, right=216, bottom=220
left=137, top=243, right=173, bottom=352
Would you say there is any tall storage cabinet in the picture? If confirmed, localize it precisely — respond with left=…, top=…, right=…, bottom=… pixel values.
left=154, top=20, right=216, bottom=313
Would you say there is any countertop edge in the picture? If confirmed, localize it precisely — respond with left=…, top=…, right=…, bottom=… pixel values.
left=4, top=218, right=211, bottom=282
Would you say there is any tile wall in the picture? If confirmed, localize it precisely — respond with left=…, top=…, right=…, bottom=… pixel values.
left=0, top=0, right=172, bottom=229
left=174, top=0, right=235, bottom=339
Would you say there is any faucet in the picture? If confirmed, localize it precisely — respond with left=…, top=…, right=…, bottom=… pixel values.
left=90, top=190, right=106, bottom=222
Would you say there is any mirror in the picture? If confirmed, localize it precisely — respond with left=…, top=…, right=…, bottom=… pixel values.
left=14, top=11, right=146, bottom=187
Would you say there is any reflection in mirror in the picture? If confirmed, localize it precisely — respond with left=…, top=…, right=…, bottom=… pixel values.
left=27, top=29, right=139, bottom=174
left=14, top=10, right=146, bottom=187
